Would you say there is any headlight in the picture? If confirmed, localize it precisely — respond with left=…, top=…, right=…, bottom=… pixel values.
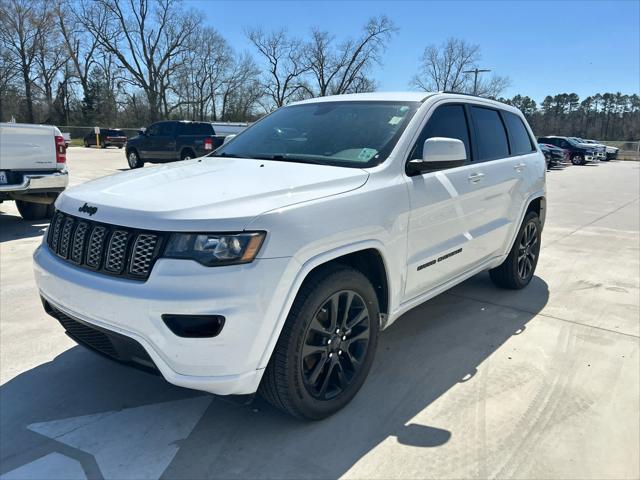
left=164, top=232, right=265, bottom=266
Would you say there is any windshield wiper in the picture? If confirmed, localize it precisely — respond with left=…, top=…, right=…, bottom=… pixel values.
left=211, top=152, right=240, bottom=158
left=251, top=154, right=326, bottom=165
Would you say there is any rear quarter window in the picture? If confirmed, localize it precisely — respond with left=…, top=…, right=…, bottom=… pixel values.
left=470, top=106, right=509, bottom=161
left=503, top=111, right=534, bottom=155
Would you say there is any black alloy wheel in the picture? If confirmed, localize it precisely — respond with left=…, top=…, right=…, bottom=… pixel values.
left=517, top=221, right=538, bottom=281
left=301, top=290, right=371, bottom=400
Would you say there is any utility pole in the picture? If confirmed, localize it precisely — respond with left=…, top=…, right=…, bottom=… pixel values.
left=463, top=68, right=491, bottom=95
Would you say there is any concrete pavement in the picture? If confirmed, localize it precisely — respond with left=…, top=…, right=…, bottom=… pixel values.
left=1, top=149, right=638, bottom=479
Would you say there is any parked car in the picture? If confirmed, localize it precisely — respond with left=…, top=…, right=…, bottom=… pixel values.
left=537, top=136, right=597, bottom=165
left=34, top=92, right=546, bottom=420
left=124, top=121, right=226, bottom=168
left=0, top=123, right=68, bottom=219
left=62, top=132, right=71, bottom=148
left=571, top=138, right=606, bottom=161
left=538, top=143, right=566, bottom=169
left=83, top=129, right=127, bottom=149
left=604, top=145, right=619, bottom=160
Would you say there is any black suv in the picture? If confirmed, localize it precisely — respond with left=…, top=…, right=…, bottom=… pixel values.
left=83, top=129, right=127, bottom=149
left=537, top=136, right=596, bottom=166
left=125, top=121, right=225, bottom=169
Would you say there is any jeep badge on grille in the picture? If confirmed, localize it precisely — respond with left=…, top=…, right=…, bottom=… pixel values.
left=78, top=203, right=98, bottom=216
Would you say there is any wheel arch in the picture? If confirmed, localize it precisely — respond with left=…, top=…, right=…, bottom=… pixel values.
left=180, top=147, right=196, bottom=160
left=256, top=242, right=392, bottom=370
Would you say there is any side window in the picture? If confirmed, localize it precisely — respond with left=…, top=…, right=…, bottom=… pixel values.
left=146, top=124, right=160, bottom=136
left=503, top=111, right=534, bottom=155
left=470, top=106, right=509, bottom=162
left=156, top=123, right=174, bottom=136
left=411, top=104, right=471, bottom=162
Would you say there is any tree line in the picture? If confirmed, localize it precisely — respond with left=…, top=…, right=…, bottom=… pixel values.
left=501, top=93, right=640, bottom=141
left=0, top=0, right=637, bottom=141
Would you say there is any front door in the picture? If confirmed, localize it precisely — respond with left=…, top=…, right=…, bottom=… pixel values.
left=404, top=103, right=483, bottom=301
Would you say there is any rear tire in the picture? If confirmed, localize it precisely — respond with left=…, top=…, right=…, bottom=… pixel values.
left=490, top=211, right=541, bottom=289
left=180, top=149, right=195, bottom=161
left=127, top=149, right=143, bottom=169
left=259, top=265, right=380, bottom=420
left=15, top=200, right=53, bottom=220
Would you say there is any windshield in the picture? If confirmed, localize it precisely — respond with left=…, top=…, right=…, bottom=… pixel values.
left=212, top=101, right=419, bottom=168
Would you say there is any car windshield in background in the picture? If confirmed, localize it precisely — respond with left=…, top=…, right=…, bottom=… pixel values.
left=212, top=101, right=420, bottom=168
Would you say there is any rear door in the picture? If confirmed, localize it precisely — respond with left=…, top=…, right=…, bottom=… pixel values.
left=461, top=105, right=520, bottom=261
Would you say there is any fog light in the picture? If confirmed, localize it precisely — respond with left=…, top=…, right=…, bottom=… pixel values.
left=162, top=314, right=225, bottom=338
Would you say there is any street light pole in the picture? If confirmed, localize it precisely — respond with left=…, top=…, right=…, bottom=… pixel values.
left=463, top=68, right=491, bottom=95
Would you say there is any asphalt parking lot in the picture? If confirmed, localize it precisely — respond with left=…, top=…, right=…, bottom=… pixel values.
left=1, top=148, right=638, bottom=479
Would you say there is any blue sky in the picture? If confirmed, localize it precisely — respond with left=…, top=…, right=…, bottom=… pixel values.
left=187, top=0, right=640, bottom=103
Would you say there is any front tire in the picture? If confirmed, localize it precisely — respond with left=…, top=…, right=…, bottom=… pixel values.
left=127, top=149, right=143, bottom=169
left=260, top=265, right=380, bottom=420
left=571, top=154, right=585, bottom=165
left=490, top=211, right=541, bottom=289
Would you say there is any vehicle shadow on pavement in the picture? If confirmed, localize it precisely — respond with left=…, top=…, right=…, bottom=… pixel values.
left=0, top=275, right=549, bottom=479
left=0, top=211, right=49, bottom=243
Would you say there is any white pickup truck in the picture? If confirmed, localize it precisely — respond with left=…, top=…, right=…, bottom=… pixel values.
left=0, top=123, right=69, bottom=219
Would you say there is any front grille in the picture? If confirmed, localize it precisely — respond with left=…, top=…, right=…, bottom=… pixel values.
left=46, top=210, right=164, bottom=280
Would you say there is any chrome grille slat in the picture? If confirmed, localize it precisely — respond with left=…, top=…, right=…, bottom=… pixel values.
left=130, top=234, right=159, bottom=276
left=71, top=222, right=89, bottom=264
left=86, top=225, right=107, bottom=268
left=46, top=210, right=161, bottom=280
left=105, top=230, right=129, bottom=273
left=58, top=217, right=75, bottom=258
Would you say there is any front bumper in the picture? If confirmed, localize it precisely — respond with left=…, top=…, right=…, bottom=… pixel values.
left=34, top=243, right=296, bottom=395
left=0, top=170, right=68, bottom=194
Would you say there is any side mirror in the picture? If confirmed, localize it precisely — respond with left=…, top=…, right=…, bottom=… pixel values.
left=223, top=134, right=236, bottom=145
left=407, top=137, right=467, bottom=176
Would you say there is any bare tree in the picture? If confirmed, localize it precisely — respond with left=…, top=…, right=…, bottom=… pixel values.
left=474, top=74, right=511, bottom=99
left=219, top=52, right=261, bottom=120
left=174, top=26, right=232, bottom=120
left=306, top=16, right=395, bottom=96
left=81, top=0, right=198, bottom=121
left=247, top=28, right=309, bottom=109
left=0, top=0, right=54, bottom=122
left=0, top=47, right=19, bottom=121
left=411, top=37, right=511, bottom=98
left=55, top=0, right=101, bottom=101
left=411, top=38, right=480, bottom=93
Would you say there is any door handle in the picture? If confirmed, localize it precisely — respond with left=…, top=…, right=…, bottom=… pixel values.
left=514, top=162, right=527, bottom=171
left=468, top=172, right=485, bottom=183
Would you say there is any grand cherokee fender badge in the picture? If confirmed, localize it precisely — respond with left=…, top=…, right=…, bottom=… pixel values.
left=78, top=203, right=98, bottom=216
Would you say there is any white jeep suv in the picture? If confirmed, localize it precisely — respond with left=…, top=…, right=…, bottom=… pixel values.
left=34, top=92, right=546, bottom=420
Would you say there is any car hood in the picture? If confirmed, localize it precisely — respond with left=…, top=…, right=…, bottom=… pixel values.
left=57, top=157, right=369, bottom=231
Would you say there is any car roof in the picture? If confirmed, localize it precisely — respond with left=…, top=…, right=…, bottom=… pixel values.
left=290, top=91, right=436, bottom=105
left=289, top=91, right=522, bottom=114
